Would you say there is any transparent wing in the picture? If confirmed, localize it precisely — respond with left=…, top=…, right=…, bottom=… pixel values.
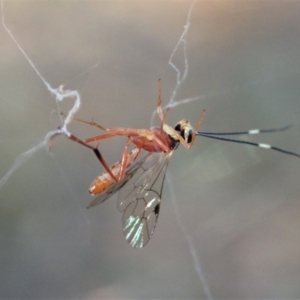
left=87, top=153, right=148, bottom=209
left=117, top=152, right=170, bottom=248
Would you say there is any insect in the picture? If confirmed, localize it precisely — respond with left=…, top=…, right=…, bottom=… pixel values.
left=49, top=80, right=300, bottom=248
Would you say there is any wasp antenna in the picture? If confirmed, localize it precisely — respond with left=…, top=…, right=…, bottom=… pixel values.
left=197, top=124, right=293, bottom=136
left=198, top=133, right=300, bottom=158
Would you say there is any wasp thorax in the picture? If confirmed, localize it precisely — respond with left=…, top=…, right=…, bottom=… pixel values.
left=174, top=120, right=193, bottom=144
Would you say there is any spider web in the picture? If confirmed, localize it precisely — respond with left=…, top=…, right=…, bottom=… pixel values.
left=1, top=1, right=300, bottom=299
left=0, top=1, right=212, bottom=298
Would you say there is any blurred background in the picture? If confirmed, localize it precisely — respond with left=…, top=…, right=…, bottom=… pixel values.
left=1, top=1, right=300, bottom=299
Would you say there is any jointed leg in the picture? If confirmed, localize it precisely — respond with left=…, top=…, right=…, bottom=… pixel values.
left=113, top=145, right=141, bottom=183
left=49, top=131, right=119, bottom=182
left=84, top=132, right=117, bottom=144
left=156, top=79, right=170, bottom=127
left=189, top=109, right=206, bottom=147
left=156, top=79, right=164, bottom=122
left=69, top=116, right=107, bottom=131
left=117, top=139, right=133, bottom=182
left=61, top=112, right=157, bottom=146
left=83, top=127, right=157, bottom=145
left=60, top=112, right=107, bottom=131
left=89, top=137, right=141, bottom=183
left=68, top=81, right=166, bottom=131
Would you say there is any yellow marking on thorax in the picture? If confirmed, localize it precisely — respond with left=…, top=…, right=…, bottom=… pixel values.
left=136, top=129, right=154, bottom=140
left=163, top=124, right=178, bottom=140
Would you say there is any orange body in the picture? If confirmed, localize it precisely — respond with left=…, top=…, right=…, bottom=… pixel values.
left=89, top=147, right=140, bottom=196
left=89, top=165, right=120, bottom=195
left=88, top=127, right=175, bottom=196
left=131, top=127, right=176, bottom=152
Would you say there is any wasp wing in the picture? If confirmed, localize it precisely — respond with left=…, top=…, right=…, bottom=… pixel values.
left=87, top=153, right=147, bottom=208
left=117, top=152, right=171, bottom=248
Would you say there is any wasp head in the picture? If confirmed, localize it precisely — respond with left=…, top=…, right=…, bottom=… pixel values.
left=174, top=120, right=193, bottom=144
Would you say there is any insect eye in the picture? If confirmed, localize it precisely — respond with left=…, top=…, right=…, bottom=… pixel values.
left=174, top=123, right=181, bottom=132
left=181, top=129, right=185, bottom=139
left=187, top=129, right=193, bottom=144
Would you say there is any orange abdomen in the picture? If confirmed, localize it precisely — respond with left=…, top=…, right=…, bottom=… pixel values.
left=88, top=147, right=140, bottom=196
left=89, top=167, right=119, bottom=196
left=89, top=176, right=114, bottom=195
